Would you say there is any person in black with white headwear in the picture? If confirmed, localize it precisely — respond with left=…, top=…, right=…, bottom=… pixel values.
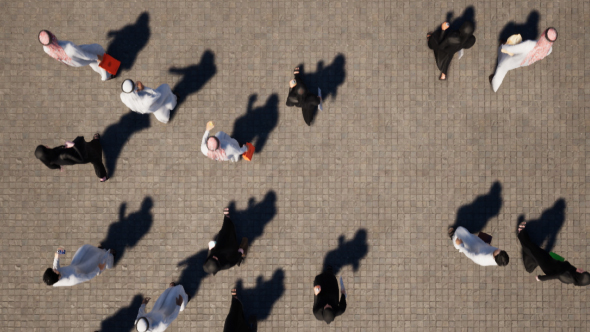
left=313, top=266, right=346, bottom=324
left=35, top=134, right=108, bottom=182
left=517, top=221, right=590, bottom=286
left=203, top=208, right=249, bottom=275
left=285, top=66, right=322, bottom=126
left=223, top=288, right=257, bottom=332
left=427, top=21, right=476, bottom=80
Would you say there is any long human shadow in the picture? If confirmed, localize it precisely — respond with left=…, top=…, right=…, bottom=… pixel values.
left=175, top=249, right=209, bottom=303
left=227, top=191, right=277, bottom=246
left=235, top=268, right=285, bottom=321
left=450, top=181, right=502, bottom=234
left=102, top=112, right=150, bottom=177
left=231, top=94, right=279, bottom=154
left=445, top=6, right=476, bottom=31
left=297, top=54, right=346, bottom=102
left=100, top=197, right=154, bottom=266
left=106, top=12, right=150, bottom=73
left=322, top=229, right=368, bottom=275
left=168, top=50, right=217, bottom=122
left=498, top=10, right=540, bottom=43
left=96, top=294, right=143, bottom=332
left=518, top=198, right=566, bottom=253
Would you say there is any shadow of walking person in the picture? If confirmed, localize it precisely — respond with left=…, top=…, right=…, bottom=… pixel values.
left=519, top=198, right=566, bottom=253
left=498, top=10, right=540, bottom=43
left=97, top=294, right=143, bottom=332
left=451, top=181, right=503, bottom=234
left=101, top=112, right=150, bottom=178
left=322, top=229, right=369, bottom=275
left=175, top=249, right=209, bottom=303
left=100, top=197, right=154, bottom=266
left=106, top=12, right=151, bottom=73
left=235, top=268, right=285, bottom=321
left=445, top=6, right=476, bottom=31
left=227, top=191, right=277, bottom=246
left=297, top=54, right=346, bottom=102
left=168, top=50, right=217, bottom=122
left=231, top=94, right=279, bottom=154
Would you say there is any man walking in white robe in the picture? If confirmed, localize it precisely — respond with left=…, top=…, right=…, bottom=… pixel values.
left=449, top=226, right=509, bottom=267
left=120, top=79, right=177, bottom=124
left=201, top=121, right=255, bottom=162
left=38, top=30, right=111, bottom=81
left=135, top=283, right=188, bottom=332
left=43, top=245, right=114, bottom=287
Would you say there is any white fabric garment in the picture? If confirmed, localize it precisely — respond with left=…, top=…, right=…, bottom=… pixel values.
left=120, top=84, right=177, bottom=124
left=52, top=245, right=114, bottom=287
left=492, top=40, right=552, bottom=92
left=200, top=129, right=247, bottom=162
left=44, top=41, right=111, bottom=81
left=452, top=226, right=498, bottom=266
left=135, top=285, right=188, bottom=332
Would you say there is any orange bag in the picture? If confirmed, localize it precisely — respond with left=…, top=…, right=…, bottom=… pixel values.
left=98, top=53, right=121, bottom=76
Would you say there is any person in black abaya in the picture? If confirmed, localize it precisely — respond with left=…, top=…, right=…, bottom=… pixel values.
left=313, top=266, right=346, bottom=324
left=203, top=208, right=248, bottom=275
left=517, top=222, right=590, bottom=286
left=35, top=134, right=108, bottom=182
left=427, top=21, right=476, bottom=80
left=224, top=289, right=257, bottom=332
left=286, top=66, right=321, bottom=126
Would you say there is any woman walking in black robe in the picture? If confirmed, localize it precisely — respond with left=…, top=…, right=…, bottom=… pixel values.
left=313, top=266, right=346, bottom=324
left=203, top=208, right=248, bottom=275
left=427, top=21, right=476, bottom=80
left=517, top=222, right=590, bottom=286
left=34, top=134, right=108, bottom=182
left=285, top=66, right=321, bottom=126
left=224, top=289, right=257, bottom=332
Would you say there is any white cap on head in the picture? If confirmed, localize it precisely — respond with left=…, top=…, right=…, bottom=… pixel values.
left=136, top=317, right=148, bottom=332
left=122, top=79, right=135, bottom=93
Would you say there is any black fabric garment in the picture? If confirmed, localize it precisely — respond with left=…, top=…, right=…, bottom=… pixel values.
left=223, top=298, right=251, bottom=332
left=203, top=216, right=241, bottom=274
left=518, top=229, right=590, bottom=286
left=285, top=73, right=320, bottom=126
left=427, top=21, right=476, bottom=75
left=35, top=136, right=107, bottom=178
left=313, top=267, right=346, bottom=324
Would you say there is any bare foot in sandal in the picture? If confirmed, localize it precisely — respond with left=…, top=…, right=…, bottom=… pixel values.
left=231, top=288, right=237, bottom=298
left=518, top=222, right=526, bottom=233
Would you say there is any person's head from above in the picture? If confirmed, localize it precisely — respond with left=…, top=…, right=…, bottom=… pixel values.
left=321, top=306, right=335, bottom=324
left=136, top=317, right=149, bottom=332
left=38, top=30, right=55, bottom=46
left=207, top=136, right=220, bottom=152
left=545, top=27, right=558, bottom=42
left=459, top=21, right=474, bottom=36
left=493, top=249, right=509, bottom=266
left=203, top=256, right=220, bottom=275
left=122, top=79, right=135, bottom=93
left=573, top=269, right=590, bottom=286
left=43, top=268, right=60, bottom=286
left=35, top=145, right=51, bottom=161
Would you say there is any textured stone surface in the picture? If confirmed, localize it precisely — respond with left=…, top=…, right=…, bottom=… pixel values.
left=1, top=0, right=590, bottom=331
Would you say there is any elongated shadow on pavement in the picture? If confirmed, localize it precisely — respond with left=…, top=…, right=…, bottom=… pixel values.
left=96, top=294, right=143, bottom=332
left=102, top=112, right=150, bottom=177
left=445, top=6, right=476, bottom=31
left=450, top=181, right=502, bottom=234
left=498, top=10, right=540, bottom=43
left=175, top=249, right=209, bottom=303
left=100, top=197, right=154, bottom=266
left=518, top=198, right=566, bottom=253
left=297, top=54, right=346, bottom=102
left=228, top=191, right=277, bottom=246
left=231, top=94, right=279, bottom=154
left=323, top=229, right=369, bottom=275
left=235, top=268, right=285, bottom=321
left=106, top=12, right=151, bottom=73
left=168, top=50, right=217, bottom=122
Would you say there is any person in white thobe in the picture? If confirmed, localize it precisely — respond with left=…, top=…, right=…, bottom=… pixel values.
left=201, top=121, right=254, bottom=162
left=135, top=283, right=188, bottom=332
left=120, top=79, right=177, bottom=124
left=38, top=30, right=111, bottom=81
left=43, top=245, right=114, bottom=287
left=450, top=226, right=509, bottom=267
left=491, top=28, right=558, bottom=92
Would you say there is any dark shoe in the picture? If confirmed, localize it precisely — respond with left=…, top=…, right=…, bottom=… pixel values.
left=448, top=227, right=455, bottom=239
left=239, top=238, right=249, bottom=257
left=93, top=133, right=101, bottom=140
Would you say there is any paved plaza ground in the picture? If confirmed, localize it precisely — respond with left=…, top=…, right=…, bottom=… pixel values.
left=1, top=0, right=590, bottom=331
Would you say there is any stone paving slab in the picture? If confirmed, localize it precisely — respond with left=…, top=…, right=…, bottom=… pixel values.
left=1, top=0, right=590, bottom=331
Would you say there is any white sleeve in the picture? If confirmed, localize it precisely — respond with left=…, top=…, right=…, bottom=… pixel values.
left=501, top=41, right=535, bottom=55
left=201, top=130, right=210, bottom=156
left=136, top=304, right=147, bottom=322
left=53, top=256, right=60, bottom=270
left=70, top=43, right=101, bottom=62
left=163, top=305, right=181, bottom=325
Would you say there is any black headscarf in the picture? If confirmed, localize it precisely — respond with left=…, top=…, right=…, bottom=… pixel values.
left=322, top=307, right=335, bottom=324
left=35, top=145, right=62, bottom=169
left=574, top=271, right=590, bottom=286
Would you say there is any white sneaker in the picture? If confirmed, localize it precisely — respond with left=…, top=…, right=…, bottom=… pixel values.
left=318, top=87, right=323, bottom=111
